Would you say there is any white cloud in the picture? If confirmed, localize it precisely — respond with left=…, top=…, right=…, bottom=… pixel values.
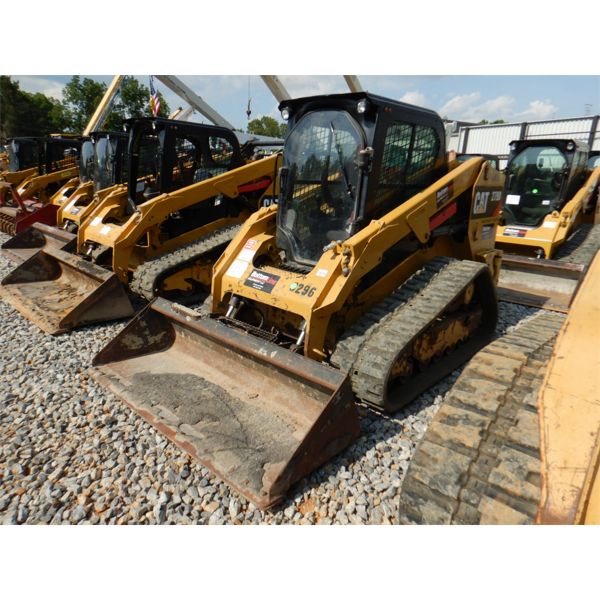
left=12, top=76, right=65, bottom=100
left=439, top=92, right=518, bottom=121
left=278, top=75, right=347, bottom=98
left=399, top=90, right=426, bottom=107
left=515, top=99, right=558, bottom=120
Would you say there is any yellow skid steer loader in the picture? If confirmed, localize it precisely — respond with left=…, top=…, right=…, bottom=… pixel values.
left=1, top=117, right=280, bottom=334
left=495, top=139, right=600, bottom=311
left=91, top=92, right=504, bottom=508
left=1, top=130, right=131, bottom=264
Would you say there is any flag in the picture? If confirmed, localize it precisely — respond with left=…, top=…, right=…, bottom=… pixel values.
left=149, top=76, right=161, bottom=117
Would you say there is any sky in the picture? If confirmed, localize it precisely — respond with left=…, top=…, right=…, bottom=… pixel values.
left=11, top=75, right=600, bottom=131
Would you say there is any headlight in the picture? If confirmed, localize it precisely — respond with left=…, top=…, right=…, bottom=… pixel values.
left=509, top=142, right=518, bottom=152
left=357, top=99, right=368, bottom=114
left=281, top=107, right=290, bottom=121
left=566, top=141, right=575, bottom=151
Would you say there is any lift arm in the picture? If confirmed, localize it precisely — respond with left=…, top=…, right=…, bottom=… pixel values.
left=343, top=75, right=363, bottom=92
left=155, top=76, right=234, bottom=129
left=83, top=75, right=124, bottom=136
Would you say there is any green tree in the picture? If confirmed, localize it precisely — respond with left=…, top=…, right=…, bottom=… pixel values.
left=247, top=116, right=287, bottom=138
left=60, top=76, right=170, bottom=133
left=0, top=76, right=68, bottom=141
left=478, top=119, right=506, bottom=124
left=104, top=77, right=170, bottom=130
left=61, top=76, right=107, bottom=133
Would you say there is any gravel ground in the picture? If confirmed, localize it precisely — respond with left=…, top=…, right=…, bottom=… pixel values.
left=0, top=231, right=545, bottom=524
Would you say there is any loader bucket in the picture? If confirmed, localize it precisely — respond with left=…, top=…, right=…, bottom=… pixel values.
left=497, top=254, right=586, bottom=312
left=0, top=203, right=58, bottom=236
left=90, top=298, right=361, bottom=509
left=1, top=222, right=76, bottom=264
left=0, top=246, right=134, bottom=335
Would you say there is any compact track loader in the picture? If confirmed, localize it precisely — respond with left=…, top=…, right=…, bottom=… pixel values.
left=399, top=250, right=600, bottom=525
left=91, top=92, right=504, bottom=508
left=495, top=139, right=600, bottom=311
left=0, top=137, right=40, bottom=187
left=2, top=130, right=129, bottom=264
left=0, top=136, right=82, bottom=235
left=1, top=118, right=280, bottom=334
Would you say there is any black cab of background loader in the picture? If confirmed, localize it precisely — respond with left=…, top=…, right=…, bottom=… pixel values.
left=276, top=92, right=447, bottom=267
left=83, top=130, right=130, bottom=192
left=6, top=137, right=41, bottom=172
left=502, top=138, right=589, bottom=227
left=125, top=117, right=245, bottom=209
left=40, top=136, right=82, bottom=175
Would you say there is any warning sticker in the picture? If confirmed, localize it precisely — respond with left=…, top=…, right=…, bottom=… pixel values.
left=70, top=207, right=81, bottom=215
left=244, top=269, right=280, bottom=293
left=91, top=217, right=102, bottom=227
left=316, top=268, right=329, bottom=278
left=436, top=183, right=453, bottom=208
left=503, top=227, right=528, bottom=238
left=506, top=194, right=520, bottom=205
left=481, top=225, right=495, bottom=240
left=542, top=221, right=558, bottom=229
left=226, top=259, right=249, bottom=279
left=100, top=225, right=111, bottom=236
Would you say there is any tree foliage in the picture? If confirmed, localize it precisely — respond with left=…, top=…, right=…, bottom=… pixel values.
left=478, top=119, right=506, bottom=124
left=0, top=76, right=67, bottom=140
left=0, top=75, right=171, bottom=142
left=247, top=116, right=287, bottom=138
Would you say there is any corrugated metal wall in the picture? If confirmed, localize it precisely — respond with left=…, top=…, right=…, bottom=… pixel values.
left=454, top=115, right=600, bottom=160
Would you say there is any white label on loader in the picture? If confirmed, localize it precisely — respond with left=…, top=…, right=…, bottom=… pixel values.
left=506, top=194, right=520, bottom=205
left=542, top=200, right=550, bottom=205
left=238, top=248, right=256, bottom=262
left=316, top=268, right=329, bottom=278
left=91, top=217, right=102, bottom=227
left=100, top=225, right=112, bottom=236
left=64, top=199, right=77, bottom=213
left=542, top=221, right=558, bottom=229
left=69, top=207, right=81, bottom=215
left=226, top=259, right=249, bottom=279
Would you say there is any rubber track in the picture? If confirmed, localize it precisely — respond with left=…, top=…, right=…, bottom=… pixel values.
left=398, top=311, right=566, bottom=524
left=129, top=225, right=241, bottom=301
left=330, top=257, right=492, bottom=411
left=554, top=223, right=600, bottom=266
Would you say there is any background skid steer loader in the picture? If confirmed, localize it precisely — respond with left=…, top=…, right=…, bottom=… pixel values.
left=91, top=92, right=504, bottom=508
left=1, top=117, right=280, bottom=334
left=0, top=137, right=40, bottom=187
left=2, top=130, right=130, bottom=264
left=0, top=136, right=82, bottom=235
left=495, top=139, right=600, bottom=311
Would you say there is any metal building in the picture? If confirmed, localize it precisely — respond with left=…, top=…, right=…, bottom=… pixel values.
left=448, top=115, right=600, bottom=167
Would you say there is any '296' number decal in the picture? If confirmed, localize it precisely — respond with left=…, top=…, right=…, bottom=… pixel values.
left=290, top=282, right=316, bottom=297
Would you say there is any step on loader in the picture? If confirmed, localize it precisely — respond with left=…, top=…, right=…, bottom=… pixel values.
left=2, top=130, right=130, bottom=264
left=0, top=136, right=82, bottom=236
left=495, top=139, right=600, bottom=311
left=0, top=117, right=281, bottom=334
left=91, top=92, right=505, bottom=509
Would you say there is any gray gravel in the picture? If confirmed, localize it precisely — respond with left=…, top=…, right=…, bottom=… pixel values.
left=0, top=230, right=544, bottom=525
